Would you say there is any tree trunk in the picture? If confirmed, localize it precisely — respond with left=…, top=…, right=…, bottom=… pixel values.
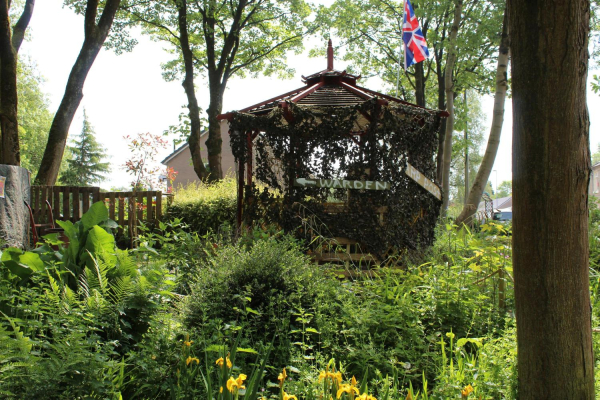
left=455, top=8, right=509, bottom=226
left=206, top=81, right=224, bottom=181
left=464, top=90, right=469, bottom=203
left=177, top=0, right=209, bottom=181
left=440, top=0, right=463, bottom=214
left=435, top=53, right=446, bottom=184
left=0, top=0, right=35, bottom=166
left=414, top=61, right=426, bottom=107
left=35, top=0, right=121, bottom=185
left=509, top=0, right=594, bottom=397
left=0, top=0, right=18, bottom=165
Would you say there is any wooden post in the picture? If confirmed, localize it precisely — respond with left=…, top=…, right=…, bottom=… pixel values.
left=156, top=192, right=163, bottom=221
left=106, top=192, right=114, bottom=220
left=72, top=187, right=80, bottom=221
left=62, top=186, right=70, bottom=222
left=498, top=267, right=506, bottom=312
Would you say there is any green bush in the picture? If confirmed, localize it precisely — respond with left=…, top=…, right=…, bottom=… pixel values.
left=184, top=236, right=325, bottom=333
left=165, top=179, right=237, bottom=235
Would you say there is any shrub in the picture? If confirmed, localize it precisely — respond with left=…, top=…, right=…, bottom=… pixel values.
left=184, top=236, right=324, bottom=332
left=165, top=179, right=237, bottom=235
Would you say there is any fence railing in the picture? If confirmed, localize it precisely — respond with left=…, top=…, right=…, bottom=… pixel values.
left=30, top=186, right=165, bottom=245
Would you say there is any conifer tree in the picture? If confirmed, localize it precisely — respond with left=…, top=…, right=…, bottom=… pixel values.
left=59, top=110, right=110, bottom=186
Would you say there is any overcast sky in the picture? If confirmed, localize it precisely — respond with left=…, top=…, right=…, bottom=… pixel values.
left=18, top=1, right=600, bottom=191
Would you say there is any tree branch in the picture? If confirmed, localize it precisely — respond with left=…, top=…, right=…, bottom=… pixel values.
left=11, top=0, right=34, bottom=52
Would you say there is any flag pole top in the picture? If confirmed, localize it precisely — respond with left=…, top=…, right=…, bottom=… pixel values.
left=327, top=39, right=334, bottom=70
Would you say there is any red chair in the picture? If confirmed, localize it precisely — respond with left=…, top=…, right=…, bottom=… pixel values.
left=24, top=200, right=56, bottom=246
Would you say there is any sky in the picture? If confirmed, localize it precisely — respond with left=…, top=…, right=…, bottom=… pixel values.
left=18, top=1, right=600, bottom=192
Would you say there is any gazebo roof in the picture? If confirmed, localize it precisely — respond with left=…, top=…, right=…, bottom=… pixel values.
left=219, top=40, right=448, bottom=119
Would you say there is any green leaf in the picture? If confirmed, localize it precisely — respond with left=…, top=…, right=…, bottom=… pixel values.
left=82, top=226, right=116, bottom=268
left=81, top=201, right=109, bottom=230
left=236, top=347, right=258, bottom=354
left=245, top=307, right=260, bottom=315
left=18, top=252, right=44, bottom=272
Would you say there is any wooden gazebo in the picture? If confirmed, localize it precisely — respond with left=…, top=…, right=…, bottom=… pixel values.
left=219, top=41, right=447, bottom=262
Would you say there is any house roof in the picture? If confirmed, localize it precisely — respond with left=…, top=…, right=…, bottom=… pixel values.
left=161, top=131, right=208, bottom=165
left=478, top=195, right=512, bottom=211
left=218, top=40, right=448, bottom=119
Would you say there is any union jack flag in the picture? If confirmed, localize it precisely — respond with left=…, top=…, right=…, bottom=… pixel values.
left=402, top=0, right=429, bottom=69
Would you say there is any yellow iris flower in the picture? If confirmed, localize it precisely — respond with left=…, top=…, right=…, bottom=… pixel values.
left=461, top=384, right=474, bottom=397
left=215, top=356, right=232, bottom=368
left=227, top=374, right=247, bottom=393
left=282, top=391, right=298, bottom=400
left=185, top=356, right=199, bottom=366
left=357, top=394, right=377, bottom=400
left=278, top=367, right=287, bottom=387
left=319, top=370, right=328, bottom=382
left=337, top=383, right=360, bottom=399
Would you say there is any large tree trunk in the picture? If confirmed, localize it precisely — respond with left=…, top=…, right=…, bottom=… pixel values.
left=177, top=0, right=209, bottom=181
left=455, top=8, right=509, bottom=226
left=35, top=0, right=121, bottom=185
left=440, top=0, right=463, bottom=214
left=0, top=0, right=19, bottom=166
left=0, top=0, right=35, bottom=166
left=509, top=0, right=594, bottom=397
left=205, top=81, right=224, bottom=181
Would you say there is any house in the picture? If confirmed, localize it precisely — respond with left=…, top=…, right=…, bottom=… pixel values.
left=161, top=119, right=236, bottom=188
left=590, top=161, right=600, bottom=198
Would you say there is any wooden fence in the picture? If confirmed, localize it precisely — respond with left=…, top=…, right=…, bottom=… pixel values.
left=30, top=186, right=167, bottom=244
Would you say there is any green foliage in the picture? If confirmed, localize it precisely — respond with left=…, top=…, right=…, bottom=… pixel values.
left=323, top=0, right=505, bottom=104
left=0, top=202, right=175, bottom=398
left=16, top=57, right=60, bottom=175
left=59, top=110, right=110, bottom=186
left=494, top=180, right=512, bottom=199
left=130, top=0, right=312, bottom=83
left=137, top=218, right=216, bottom=294
left=450, top=91, right=487, bottom=204
left=184, top=236, right=327, bottom=341
left=164, top=179, right=237, bottom=235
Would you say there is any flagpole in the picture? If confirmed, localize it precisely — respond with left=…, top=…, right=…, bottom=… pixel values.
left=397, top=0, right=407, bottom=97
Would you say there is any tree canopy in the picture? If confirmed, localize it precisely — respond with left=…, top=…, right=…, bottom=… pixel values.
left=127, top=0, right=313, bottom=180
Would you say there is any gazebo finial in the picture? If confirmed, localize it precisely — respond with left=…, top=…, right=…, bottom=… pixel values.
left=327, top=39, right=334, bottom=70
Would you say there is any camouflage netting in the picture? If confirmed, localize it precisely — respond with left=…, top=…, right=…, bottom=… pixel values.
left=229, top=98, right=443, bottom=257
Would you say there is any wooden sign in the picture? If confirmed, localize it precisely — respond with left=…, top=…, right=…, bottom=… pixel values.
left=404, top=163, right=442, bottom=200
left=294, top=178, right=391, bottom=190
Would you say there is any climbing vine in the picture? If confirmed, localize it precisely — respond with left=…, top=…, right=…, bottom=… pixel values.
left=229, top=98, right=443, bottom=257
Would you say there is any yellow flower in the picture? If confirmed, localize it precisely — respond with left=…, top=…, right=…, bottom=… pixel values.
left=282, top=391, right=298, bottom=400
left=337, top=383, right=360, bottom=399
left=186, top=356, right=199, bottom=366
left=183, top=334, right=193, bottom=347
left=357, top=394, right=377, bottom=400
left=215, top=356, right=233, bottom=368
left=351, top=376, right=358, bottom=387
left=278, top=367, right=287, bottom=387
left=461, top=384, right=474, bottom=397
left=227, top=374, right=247, bottom=393
left=219, top=387, right=223, bottom=393
left=319, top=370, right=327, bottom=382
left=406, top=392, right=413, bottom=400
left=329, top=371, right=343, bottom=386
